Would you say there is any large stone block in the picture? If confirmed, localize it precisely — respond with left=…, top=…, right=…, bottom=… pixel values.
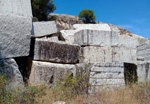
left=0, top=15, right=32, bottom=59
left=118, top=35, right=139, bottom=49
left=0, top=0, right=32, bottom=17
left=33, top=21, right=58, bottom=37
left=34, top=39, right=80, bottom=64
left=89, top=62, right=125, bottom=93
left=60, top=30, right=77, bottom=44
left=0, top=58, right=24, bottom=90
left=73, top=24, right=111, bottom=31
left=112, top=46, right=137, bottom=64
left=137, top=62, right=150, bottom=83
left=137, top=43, right=150, bottom=62
left=80, top=46, right=137, bottom=64
left=29, top=61, right=76, bottom=86
left=74, top=30, right=119, bottom=46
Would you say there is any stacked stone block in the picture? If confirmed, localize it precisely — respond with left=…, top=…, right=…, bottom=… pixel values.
left=0, top=0, right=33, bottom=89
left=29, top=22, right=80, bottom=87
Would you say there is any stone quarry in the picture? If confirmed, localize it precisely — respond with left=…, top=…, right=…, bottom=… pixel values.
left=0, top=0, right=150, bottom=93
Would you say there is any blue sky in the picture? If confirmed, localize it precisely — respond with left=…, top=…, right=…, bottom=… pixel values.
left=53, top=0, right=150, bottom=38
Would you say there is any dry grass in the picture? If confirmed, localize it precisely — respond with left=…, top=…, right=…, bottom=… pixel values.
left=34, top=83, right=150, bottom=104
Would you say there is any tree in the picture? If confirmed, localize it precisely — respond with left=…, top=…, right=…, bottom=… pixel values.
left=78, top=9, right=96, bottom=23
left=31, top=0, right=56, bottom=21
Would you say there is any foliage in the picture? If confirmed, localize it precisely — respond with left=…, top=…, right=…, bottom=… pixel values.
left=78, top=9, right=96, bottom=23
left=48, top=15, right=57, bottom=21
left=31, top=0, right=56, bottom=21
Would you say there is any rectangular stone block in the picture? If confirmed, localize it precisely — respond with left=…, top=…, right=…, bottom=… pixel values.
left=88, top=62, right=125, bottom=92
left=80, top=46, right=137, bottom=64
left=0, top=15, right=32, bottom=59
left=33, top=21, right=58, bottom=37
left=90, top=72, right=124, bottom=79
left=0, top=0, right=32, bottom=17
left=118, top=35, right=138, bottom=48
left=29, top=61, right=76, bottom=86
left=74, top=30, right=119, bottom=46
left=137, top=44, right=150, bottom=61
left=73, top=24, right=111, bottom=31
left=89, top=79, right=125, bottom=86
left=137, top=62, right=150, bottom=83
left=34, top=39, right=80, bottom=64
left=112, top=46, right=137, bottom=64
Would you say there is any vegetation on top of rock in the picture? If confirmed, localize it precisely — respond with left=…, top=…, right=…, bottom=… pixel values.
left=31, top=0, right=56, bottom=21
left=78, top=9, right=96, bottom=23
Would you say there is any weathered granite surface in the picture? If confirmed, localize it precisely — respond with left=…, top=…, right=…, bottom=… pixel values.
left=0, top=0, right=32, bottom=17
left=89, top=62, right=125, bottom=93
left=137, top=43, right=150, bottom=62
left=0, top=58, right=24, bottom=90
left=32, top=21, right=58, bottom=37
left=137, top=62, right=150, bottom=83
left=0, top=15, right=32, bottom=59
left=29, top=61, right=76, bottom=86
left=60, top=30, right=78, bottom=43
left=74, top=30, right=119, bottom=46
left=34, top=39, right=80, bottom=64
left=80, top=46, right=137, bottom=64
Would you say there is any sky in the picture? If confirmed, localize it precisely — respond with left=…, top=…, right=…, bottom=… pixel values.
left=53, top=0, right=150, bottom=38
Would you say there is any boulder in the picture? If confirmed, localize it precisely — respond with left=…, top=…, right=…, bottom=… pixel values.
left=80, top=46, right=137, bottom=64
left=73, top=24, right=111, bottom=31
left=89, top=62, right=125, bottom=93
left=0, top=0, right=32, bottom=17
left=34, top=39, right=80, bottom=64
left=0, top=58, right=24, bottom=90
left=74, top=30, right=119, bottom=46
left=32, top=21, right=58, bottom=37
left=0, top=15, right=32, bottom=59
left=29, top=61, right=76, bottom=86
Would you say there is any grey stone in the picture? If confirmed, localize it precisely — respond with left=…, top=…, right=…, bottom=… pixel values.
left=112, top=46, right=137, bottom=64
left=118, top=35, right=138, bottom=49
left=32, top=21, right=58, bottom=37
left=0, top=15, right=32, bottom=59
left=137, top=62, right=150, bottom=83
left=29, top=61, right=76, bottom=86
left=89, top=62, right=125, bottom=93
left=80, top=46, right=137, bottom=64
left=60, top=30, right=78, bottom=44
left=74, top=30, right=119, bottom=46
left=0, top=0, right=32, bottom=17
left=34, top=39, right=80, bottom=64
left=73, top=24, right=111, bottom=31
left=137, top=43, right=150, bottom=62
left=0, top=58, right=24, bottom=90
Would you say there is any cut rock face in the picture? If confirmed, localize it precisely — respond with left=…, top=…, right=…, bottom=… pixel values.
left=0, top=58, right=24, bottom=90
left=29, top=61, right=76, bottom=86
left=0, top=15, right=32, bottom=59
left=73, top=24, right=111, bottom=31
left=34, top=39, right=80, bottom=64
left=137, top=62, right=150, bottom=82
left=89, top=62, right=125, bottom=93
left=137, top=43, right=150, bottom=62
left=0, top=0, right=32, bottom=17
left=32, top=21, right=58, bottom=37
left=74, top=30, right=119, bottom=46
left=80, top=46, right=137, bottom=64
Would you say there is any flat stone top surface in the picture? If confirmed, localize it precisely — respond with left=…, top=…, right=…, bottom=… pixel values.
left=73, top=24, right=111, bottom=31
left=33, top=21, right=58, bottom=37
left=93, top=62, right=124, bottom=67
left=0, top=0, right=32, bottom=17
